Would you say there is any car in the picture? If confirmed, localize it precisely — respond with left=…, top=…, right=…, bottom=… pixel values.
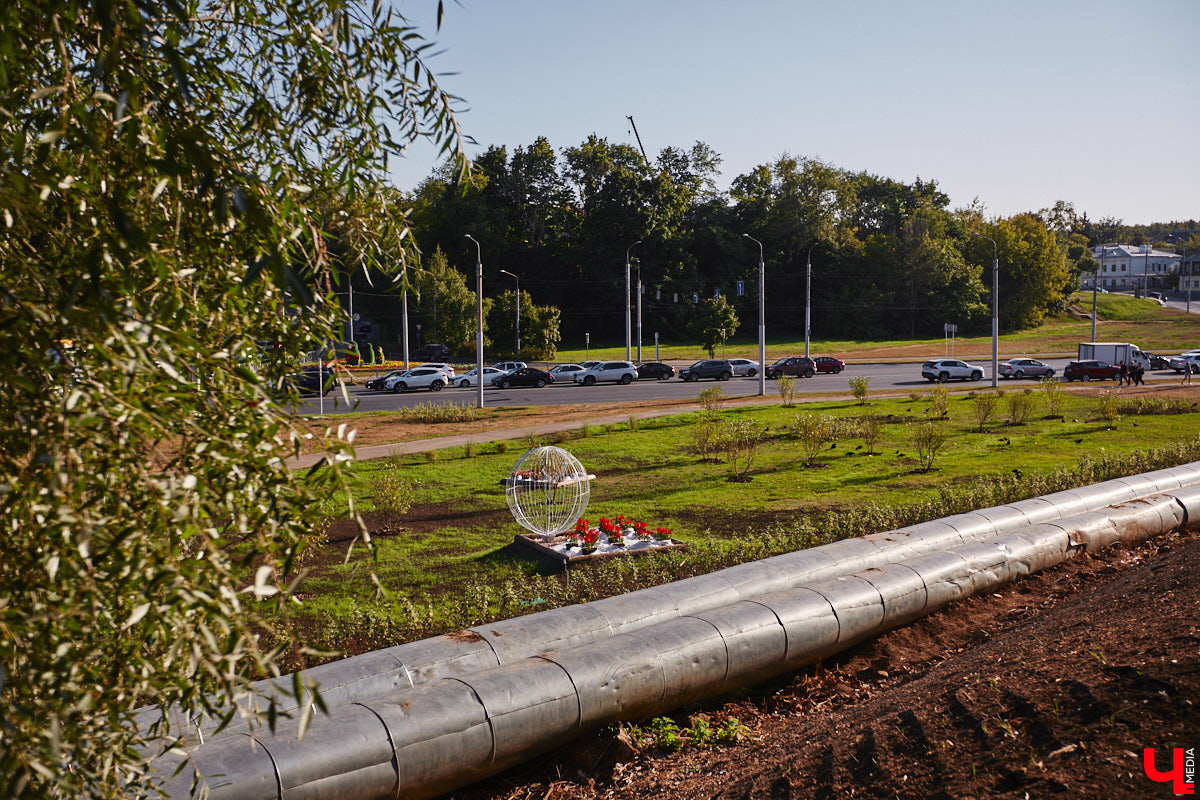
left=385, top=367, right=449, bottom=393
left=579, top=360, right=602, bottom=371
left=574, top=361, right=638, bottom=386
left=727, top=358, right=761, bottom=377
left=491, top=367, right=554, bottom=389
left=765, top=356, right=816, bottom=379
left=418, top=362, right=457, bottom=379
left=921, top=359, right=985, bottom=382
left=1168, top=354, right=1200, bottom=373
left=679, top=359, right=733, bottom=382
left=365, top=369, right=406, bottom=391
left=636, top=362, right=676, bottom=380
left=411, top=343, right=451, bottom=362
left=286, top=365, right=334, bottom=396
left=549, top=363, right=585, bottom=379
left=456, top=366, right=505, bottom=388
left=1062, top=360, right=1120, bottom=381
left=491, top=361, right=527, bottom=373
left=998, top=358, right=1055, bottom=380
left=812, top=356, right=846, bottom=374
left=1140, top=352, right=1170, bottom=370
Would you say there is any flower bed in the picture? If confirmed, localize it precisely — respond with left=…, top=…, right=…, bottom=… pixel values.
left=514, top=515, right=682, bottom=564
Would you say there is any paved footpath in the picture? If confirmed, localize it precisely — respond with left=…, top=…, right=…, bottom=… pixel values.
left=287, top=402, right=728, bottom=470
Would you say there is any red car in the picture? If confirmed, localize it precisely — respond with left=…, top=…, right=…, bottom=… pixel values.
left=1063, top=360, right=1120, bottom=381
left=813, top=356, right=846, bottom=374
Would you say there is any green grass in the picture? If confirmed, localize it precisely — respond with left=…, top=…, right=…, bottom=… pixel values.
left=548, top=294, right=1200, bottom=364
left=277, top=386, right=1200, bottom=663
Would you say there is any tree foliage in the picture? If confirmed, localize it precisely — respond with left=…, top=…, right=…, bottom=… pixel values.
left=0, top=0, right=464, bottom=795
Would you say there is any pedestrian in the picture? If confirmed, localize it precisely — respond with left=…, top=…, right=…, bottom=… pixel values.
left=1183, top=362, right=1194, bottom=386
left=1117, top=361, right=1128, bottom=386
left=1135, top=364, right=1145, bottom=386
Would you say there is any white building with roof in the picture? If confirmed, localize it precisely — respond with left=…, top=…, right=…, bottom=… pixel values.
left=1092, top=244, right=1181, bottom=292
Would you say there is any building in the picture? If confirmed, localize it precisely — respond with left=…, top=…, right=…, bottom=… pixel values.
left=1092, top=244, right=1181, bottom=292
left=1182, top=250, right=1200, bottom=296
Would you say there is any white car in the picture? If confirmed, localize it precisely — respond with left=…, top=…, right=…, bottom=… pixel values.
left=1168, top=353, right=1200, bottom=373
left=457, top=366, right=505, bottom=388
left=384, top=367, right=449, bottom=393
left=549, top=363, right=585, bottom=379
left=491, top=361, right=527, bottom=373
left=573, top=360, right=638, bottom=386
left=417, top=362, right=456, bottom=379
left=921, top=359, right=985, bottom=382
left=727, top=358, right=761, bottom=377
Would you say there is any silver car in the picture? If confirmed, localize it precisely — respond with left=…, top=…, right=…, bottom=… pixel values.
left=998, top=358, right=1055, bottom=379
left=727, top=358, right=762, bottom=377
left=573, top=360, right=638, bottom=386
left=921, top=359, right=985, bottom=382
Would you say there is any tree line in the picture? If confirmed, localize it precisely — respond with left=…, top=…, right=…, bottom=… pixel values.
left=389, top=137, right=1198, bottom=356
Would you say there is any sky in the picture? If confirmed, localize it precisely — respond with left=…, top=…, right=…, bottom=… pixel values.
left=392, top=0, right=1199, bottom=226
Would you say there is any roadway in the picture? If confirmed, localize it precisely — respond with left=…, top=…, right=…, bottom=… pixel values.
left=298, top=355, right=1188, bottom=416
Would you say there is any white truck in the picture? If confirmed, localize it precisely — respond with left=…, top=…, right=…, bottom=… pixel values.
left=1077, top=342, right=1150, bottom=371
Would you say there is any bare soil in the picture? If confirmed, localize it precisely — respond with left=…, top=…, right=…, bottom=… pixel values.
left=443, top=530, right=1200, bottom=800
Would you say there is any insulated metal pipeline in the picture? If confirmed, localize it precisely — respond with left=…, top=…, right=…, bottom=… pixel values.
left=147, top=477, right=1200, bottom=799
left=137, top=464, right=1200, bottom=749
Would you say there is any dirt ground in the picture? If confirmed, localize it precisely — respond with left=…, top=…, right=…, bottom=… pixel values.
left=442, top=530, right=1200, bottom=800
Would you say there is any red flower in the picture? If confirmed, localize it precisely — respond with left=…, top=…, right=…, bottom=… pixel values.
left=599, top=517, right=620, bottom=535
left=583, top=529, right=599, bottom=546
left=575, top=518, right=589, bottom=534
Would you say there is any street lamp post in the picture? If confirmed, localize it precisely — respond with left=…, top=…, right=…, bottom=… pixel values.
left=625, top=240, right=641, bottom=361
left=635, top=259, right=644, bottom=362
left=804, top=241, right=816, bottom=358
left=742, top=233, right=766, bottom=397
left=465, top=234, right=484, bottom=409
left=500, top=269, right=520, bottom=358
left=1091, top=267, right=1099, bottom=342
left=973, top=232, right=999, bottom=388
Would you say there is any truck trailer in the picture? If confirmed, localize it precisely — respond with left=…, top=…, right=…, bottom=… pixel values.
left=1077, top=341, right=1150, bottom=370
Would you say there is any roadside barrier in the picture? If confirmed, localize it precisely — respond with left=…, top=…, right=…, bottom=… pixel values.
left=145, top=466, right=1200, bottom=799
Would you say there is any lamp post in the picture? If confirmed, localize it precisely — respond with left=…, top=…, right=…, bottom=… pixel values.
left=634, top=258, right=644, bottom=362
left=973, top=232, right=999, bottom=388
left=804, top=241, right=816, bottom=358
left=1184, top=247, right=1193, bottom=314
left=500, top=269, right=520, bottom=358
left=465, top=234, right=484, bottom=409
left=1091, top=266, right=1099, bottom=342
left=742, top=233, right=767, bottom=397
left=625, top=240, right=641, bottom=361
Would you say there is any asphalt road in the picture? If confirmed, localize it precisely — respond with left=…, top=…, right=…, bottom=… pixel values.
left=298, top=355, right=1192, bottom=416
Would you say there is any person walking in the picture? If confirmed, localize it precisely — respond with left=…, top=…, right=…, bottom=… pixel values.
left=1134, top=363, right=1145, bottom=386
left=1117, top=361, right=1128, bottom=386
left=1183, top=362, right=1194, bottom=386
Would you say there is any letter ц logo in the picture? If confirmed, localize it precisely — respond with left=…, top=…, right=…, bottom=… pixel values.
left=1144, top=747, right=1196, bottom=795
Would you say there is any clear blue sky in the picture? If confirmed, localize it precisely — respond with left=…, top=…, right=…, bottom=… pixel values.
left=393, top=0, right=1198, bottom=226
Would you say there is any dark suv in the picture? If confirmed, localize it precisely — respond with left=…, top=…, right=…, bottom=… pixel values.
left=412, top=343, right=451, bottom=362
left=679, top=359, right=733, bottom=382
left=766, top=356, right=816, bottom=379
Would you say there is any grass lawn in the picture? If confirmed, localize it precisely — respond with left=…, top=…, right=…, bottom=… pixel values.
left=278, top=384, right=1200, bottom=663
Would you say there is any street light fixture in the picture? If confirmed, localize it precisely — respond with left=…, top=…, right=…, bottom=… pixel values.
left=741, top=233, right=767, bottom=397
left=804, top=241, right=816, bottom=358
left=972, top=232, right=1000, bottom=388
left=465, top=234, right=484, bottom=409
left=500, top=269, right=520, bottom=358
left=625, top=240, right=641, bottom=361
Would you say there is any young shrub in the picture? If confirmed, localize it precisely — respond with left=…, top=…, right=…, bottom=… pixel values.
left=628, top=414, right=639, bottom=431
left=971, top=391, right=1000, bottom=432
left=462, top=440, right=476, bottom=458
left=423, top=449, right=440, bottom=463
left=367, top=457, right=413, bottom=532
left=856, top=412, right=884, bottom=455
left=927, top=385, right=950, bottom=419
left=691, top=417, right=725, bottom=461
left=776, top=375, right=798, bottom=407
left=494, top=439, right=510, bottom=455
left=1040, top=377, right=1066, bottom=418
left=719, top=419, right=764, bottom=481
left=791, top=412, right=840, bottom=467
left=1096, top=389, right=1121, bottom=429
left=848, top=374, right=871, bottom=405
left=911, top=422, right=948, bottom=473
left=698, top=385, right=725, bottom=416
left=1006, top=389, right=1037, bottom=426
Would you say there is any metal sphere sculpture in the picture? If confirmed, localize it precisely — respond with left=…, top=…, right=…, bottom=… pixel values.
left=505, top=446, right=593, bottom=540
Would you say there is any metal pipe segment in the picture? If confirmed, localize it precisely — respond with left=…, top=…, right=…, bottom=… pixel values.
left=146, top=466, right=1200, bottom=799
